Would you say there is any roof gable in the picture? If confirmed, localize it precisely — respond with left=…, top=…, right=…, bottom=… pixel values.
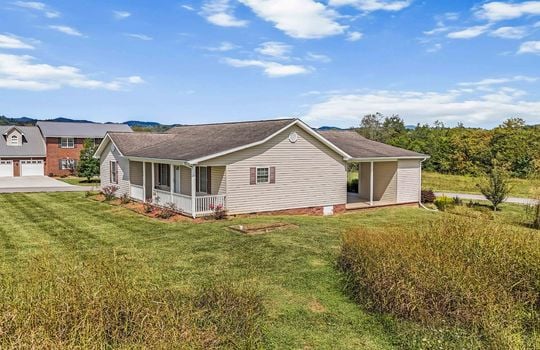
left=0, top=125, right=46, bottom=157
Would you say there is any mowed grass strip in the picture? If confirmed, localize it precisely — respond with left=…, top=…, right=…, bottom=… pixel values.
left=0, top=192, right=435, bottom=349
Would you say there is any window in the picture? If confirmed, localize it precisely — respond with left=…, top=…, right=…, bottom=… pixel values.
left=197, top=166, right=208, bottom=193
left=174, top=166, right=181, bottom=193
left=60, top=159, right=76, bottom=170
left=256, top=167, right=269, bottom=184
left=155, top=164, right=170, bottom=190
left=10, top=135, right=18, bottom=145
left=110, top=161, right=118, bottom=184
left=60, top=137, right=75, bottom=148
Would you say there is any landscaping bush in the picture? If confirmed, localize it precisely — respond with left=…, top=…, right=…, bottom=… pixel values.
left=120, top=193, right=131, bottom=204
left=101, top=185, right=119, bottom=201
left=143, top=201, right=154, bottom=214
left=157, top=202, right=177, bottom=219
left=434, top=195, right=454, bottom=211
left=0, top=255, right=265, bottom=349
left=421, top=189, right=436, bottom=203
left=209, top=203, right=227, bottom=220
left=338, top=215, right=540, bottom=348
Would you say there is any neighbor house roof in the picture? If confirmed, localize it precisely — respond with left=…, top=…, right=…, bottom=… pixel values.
left=103, top=118, right=302, bottom=162
left=317, top=130, right=426, bottom=159
left=37, top=121, right=132, bottom=138
left=0, top=125, right=46, bottom=157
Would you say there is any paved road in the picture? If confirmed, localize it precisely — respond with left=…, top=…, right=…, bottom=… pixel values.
left=435, top=192, right=538, bottom=205
left=0, top=176, right=96, bottom=193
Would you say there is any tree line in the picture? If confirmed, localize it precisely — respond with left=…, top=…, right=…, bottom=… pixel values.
left=356, top=114, right=540, bottom=179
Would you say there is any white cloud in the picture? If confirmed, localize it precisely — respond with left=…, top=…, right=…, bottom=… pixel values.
left=124, top=33, right=153, bottom=41
left=423, top=26, right=450, bottom=35
left=113, top=10, right=131, bottom=19
left=490, top=26, right=528, bottom=39
left=346, top=31, right=363, bottom=41
left=0, top=53, right=143, bottom=91
left=306, top=52, right=331, bottom=63
left=426, top=43, right=442, bottom=53
left=206, top=41, right=238, bottom=51
left=447, top=25, right=490, bottom=39
left=255, top=41, right=291, bottom=59
left=239, top=0, right=346, bottom=39
left=48, top=25, right=84, bottom=37
left=0, top=33, right=34, bottom=49
left=13, top=1, right=59, bottom=18
left=476, top=1, right=540, bottom=22
left=181, top=4, right=195, bottom=11
left=223, top=58, right=310, bottom=77
left=202, top=0, right=248, bottom=27
left=518, top=41, right=540, bottom=54
left=328, top=0, right=412, bottom=12
left=303, top=87, right=540, bottom=127
left=459, top=75, right=538, bottom=86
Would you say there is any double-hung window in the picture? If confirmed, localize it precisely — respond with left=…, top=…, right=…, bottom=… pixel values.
left=156, top=164, right=170, bottom=190
left=10, top=135, right=18, bottom=145
left=60, top=137, right=75, bottom=148
left=256, top=167, right=269, bottom=184
left=197, top=166, right=208, bottom=193
left=110, top=161, right=118, bottom=184
left=60, top=159, right=76, bottom=170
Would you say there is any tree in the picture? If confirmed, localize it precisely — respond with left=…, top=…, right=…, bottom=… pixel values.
left=477, top=164, right=510, bottom=211
left=77, top=138, right=100, bottom=182
left=358, top=113, right=384, bottom=141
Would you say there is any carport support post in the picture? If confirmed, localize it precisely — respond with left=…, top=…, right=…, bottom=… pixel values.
left=191, top=166, right=196, bottom=218
left=142, top=161, right=146, bottom=202
left=370, top=161, right=374, bottom=206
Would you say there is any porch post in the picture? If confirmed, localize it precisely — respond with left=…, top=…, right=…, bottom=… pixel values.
left=370, top=161, right=374, bottom=206
left=191, top=166, right=196, bottom=218
left=151, top=162, right=155, bottom=202
left=142, top=161, right=146, bottom=202
left=169, top=164, right=174, bottom=203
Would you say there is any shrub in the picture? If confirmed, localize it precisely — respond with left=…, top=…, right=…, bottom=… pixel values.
left=209, top=203, right=226, bottom=220
left=157, top=202, right=177, bottom=219
left=101, top=185, right=119, bottom=201
left=421, top=189, right=436, bottom=203
left=338, top=215, right=540, bottom=348
left=434, top=195, right=454, bottom=211
left=0, top=255, right=265, bottom=349
left=120, top=193, right=131, bottom=204
left=452, top=195, right=463, bottom=206
left=477, top=166, right=510, bottom=211
left=143, top=201, right=154, bottom=214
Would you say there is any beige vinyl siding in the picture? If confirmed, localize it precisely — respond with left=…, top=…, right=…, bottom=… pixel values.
left=6, top=129, right=22, bottom=146
left=100, top=141, right=130, bottom=196
left=129, top=161, right=143, bottom=186
left=397, top=159, right=421, bottom=203
left=200, top=125, right=347, bottom=215
left=373, top=162, right=397, bottom=202
left=210, top=166, right=226, bottom=195
left=359, top=163, right=370, bottom=199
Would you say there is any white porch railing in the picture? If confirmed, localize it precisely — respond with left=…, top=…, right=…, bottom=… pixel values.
left=130, top=184, right=144, bottom=201
left=196, top=194, right=226, bottom=215
left=152, top=189, right=225, bottom=216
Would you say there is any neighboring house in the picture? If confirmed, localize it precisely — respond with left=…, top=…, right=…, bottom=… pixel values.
left=94, top=118, right=427, bottom=217
left=37, top=121, right=132, bottom=176
left=0, top=126, right=46, bottom=177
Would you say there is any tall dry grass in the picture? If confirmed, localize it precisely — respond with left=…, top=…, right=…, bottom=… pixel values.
left=339, top=214, right=540, bottom=349
left=0, top=254, right=265, bottom=349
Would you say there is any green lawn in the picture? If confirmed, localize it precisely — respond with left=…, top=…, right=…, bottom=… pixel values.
left=422, top=171, right=539, bottom=198
left=57, top=176, right=100, bottom=186
left=0, top=193, right=533, bottom=348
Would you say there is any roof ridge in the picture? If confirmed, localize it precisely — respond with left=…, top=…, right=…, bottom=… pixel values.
left=170, top=117, right=297, bottom=128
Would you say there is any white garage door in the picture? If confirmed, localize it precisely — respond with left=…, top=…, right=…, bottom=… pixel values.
left=20, top=160, right=44, bottom=176
left=0, top=160, right=13, bottom=177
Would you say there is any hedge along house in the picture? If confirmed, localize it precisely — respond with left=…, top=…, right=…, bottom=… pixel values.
left=94, top=119, right=427, bottom=217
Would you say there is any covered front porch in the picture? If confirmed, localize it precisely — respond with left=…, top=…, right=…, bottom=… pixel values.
left=346, top=160, right=398, bottom=210
left=127, top=161, right=226, bottom=217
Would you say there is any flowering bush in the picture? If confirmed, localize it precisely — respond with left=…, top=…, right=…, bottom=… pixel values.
left=209, top=203, right=226, bottom=220
left=157, top=202, right=177, bottom=219
left=101, top=185, right=119, bottom=201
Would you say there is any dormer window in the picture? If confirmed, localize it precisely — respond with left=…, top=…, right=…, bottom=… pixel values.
left=10, top=135, right=18, bottom=145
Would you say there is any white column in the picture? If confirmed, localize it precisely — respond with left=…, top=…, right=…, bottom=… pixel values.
left=191, top=166, right=197, bottom=218
left=170, top=164, right=174, bottom=203
left=370, top=161, right=374, bottom=206
left=142, top=161, right=146, bottom=202
left=151, top=162, right=155, bottom=202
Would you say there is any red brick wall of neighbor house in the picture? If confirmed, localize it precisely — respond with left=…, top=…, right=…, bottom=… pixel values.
left=44, top=137, right=85, bottom=176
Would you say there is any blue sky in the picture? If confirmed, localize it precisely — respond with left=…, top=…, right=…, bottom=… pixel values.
left=1, top=0, right=539, bottom=128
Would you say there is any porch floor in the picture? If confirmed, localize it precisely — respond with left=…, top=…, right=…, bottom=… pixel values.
left=346, top=192, right=396, bottom=210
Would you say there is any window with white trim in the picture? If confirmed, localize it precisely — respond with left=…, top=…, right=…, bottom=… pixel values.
left=256, top=167, right=269, bottom=184
left=10, top=135, right=18, bottom=145
left=60, top=158, right=76, bottom=170
left=155, top=164, right=170, bottom=190
left=197, top=166, right=208, bottom=193
left=60, top=137, right=75, bottom=148
left=110, top=161, right=118, bottom=184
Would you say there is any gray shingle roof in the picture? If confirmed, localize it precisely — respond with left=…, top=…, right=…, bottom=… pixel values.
left=317, top=130, right=426, bottom=159
left=0, top=126, right=46, bottom=157
left=109, top=118, right=296, bottom=161
left=37, top=121, right=132, bottom=138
